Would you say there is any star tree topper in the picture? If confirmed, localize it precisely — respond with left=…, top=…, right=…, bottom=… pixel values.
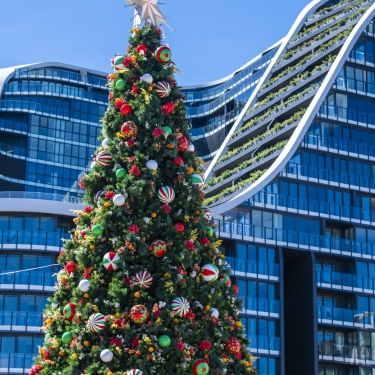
left=124, top=0, right=168, bottom=26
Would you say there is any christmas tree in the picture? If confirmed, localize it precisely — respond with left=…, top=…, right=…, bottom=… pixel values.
left=30, top=15, right=258, bottom=375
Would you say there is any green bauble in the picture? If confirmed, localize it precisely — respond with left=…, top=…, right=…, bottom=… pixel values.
left=62, top=331, right=73, bottom=344
left=115, top=79, right=126, bottom=90
left=163, top=126, right=172, bottom=135
left=44, top=333, right=51, bottom=341
left=158, top=335, right=171, bottom=347
left=206, top=226, right=213, bottom=236
left=116, top=168, right=127, bottom=179
left=92, top=224, right=104, bottom=236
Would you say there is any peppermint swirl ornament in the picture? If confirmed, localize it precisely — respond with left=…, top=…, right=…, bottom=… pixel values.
left=191, top=174, right=205, bottom=190
left=201, top=264, right=219, bottom=282
left=134, top=271, right=153, bottom=288
left=157, top=186, right=175, bottom=204
left=94, top=190, right=105, bottom=202
left=111, top=55, right=125, bottom=71
left=171, top=297, right=190, bottom=317
left=155, top=81, right=171, bottom=98
left=127, top=370, right=144, bottom=375
left=103, top=252, right=121, bottom=271
left=96, top=151, right=113, bottom=167
left=87, top=313, right=106, bottom=333
left=129, top=305, right=149, bottom=324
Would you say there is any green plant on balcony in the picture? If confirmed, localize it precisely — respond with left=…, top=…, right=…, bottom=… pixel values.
left=293, top=0, right=369, bottom=42
left=261, top=28, right=351, bottom=92
left=278, top=8, right=367, bottom=64
left=233, top=82, right=319, bottom=139
left=312, top=0, right=354, bottom=18
left=248, top=56, right=336, bottom=114
left=207, top=140, right=288, bottom=190
left=219, top=109, right=307, bottom=167
left=205, top=169, right=268, bottom=205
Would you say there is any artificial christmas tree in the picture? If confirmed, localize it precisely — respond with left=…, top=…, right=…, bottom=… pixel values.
left=30, top=14, right=258, bottom=375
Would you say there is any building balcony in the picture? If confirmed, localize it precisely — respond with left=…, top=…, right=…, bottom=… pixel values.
left=226, top=256, right=280, bottom=281
left=317, top=270, right=375, bottom=295
left=240, top=297, right=280, bottom=317
left=246, top=190, right=375, bottom=226
left=318, top=342, right=375, bottom=366
left=0, top=311, right=43, bottom=333
left=0, top=230, right=69, bottom=252
left=0, top=191, right=83, bottom=204
left=0, top=271, right=56, bottom=292
left=214, top=219, right=375, bottom=260
left=281, top=162, right=375, bottom=194
left=247, top=335, right=281, bottom=355
left=0, top=353, right=34, bottom=374
left=318, top=306, right=375, bottom=328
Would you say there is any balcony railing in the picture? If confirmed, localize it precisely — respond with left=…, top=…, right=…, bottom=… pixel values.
left=226, top=256, right=280, bottom=279
left=317, top=270, right=375, bottom=294
left=0, top=311, right=43, bottom=332
left=0, top=353, right=34, bottom=374
left=0, top=230, right=69, bottom=251
left=317, top=306, right=375, bottom=328
left=0, top=100, right=70, bottom=118
left=244, top=190, right=375, bottom=225
left=0, top=191, right=83, bottom=204
left=240, top=297, right=280, bottom=316
left=281, top=162, right=375, bottom=193
left=4, top=83, right=108, bottom=104
left=0, top=271, right=57, bottom=291
left=14, top=67, right=108, bottom=88
left=302, top=132, right=375, bottom=160
left=247, top=335, right=281, bottom=353
left=318, top=342, right=375, bottom=366
left=214, top=220, right=375, bottom=260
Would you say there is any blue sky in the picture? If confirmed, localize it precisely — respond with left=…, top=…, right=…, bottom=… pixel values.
left=0, top=0, right=310, bottom=85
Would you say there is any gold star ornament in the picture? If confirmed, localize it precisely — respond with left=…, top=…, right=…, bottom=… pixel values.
left=124, top=0, right=168, bottom=26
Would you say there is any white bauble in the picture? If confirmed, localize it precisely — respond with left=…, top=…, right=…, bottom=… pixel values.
left=141, top=74, right=153, bottom=84
left=90, top=161, right=97, bottom=170
left=210, top=308, right=219, bottom=319
left=102, top=139, right=110, bottom=150
left=113, top=194, right=126, bottom=207
left=187, top=144, right=195, bottom=153
left=100, top=349, right=113, bottom=362
left=78, top=279, right=90, bottom=292
left=146, top=160, right=158, bottom=171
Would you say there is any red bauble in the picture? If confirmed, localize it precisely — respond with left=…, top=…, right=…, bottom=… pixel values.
left=120, top=104, right=133, bottom=116
left=174, top=223, right=185, bottom=233
left=233, top=284, right=239, bottom=295
left=29, top=365, right=43, bottom=375
left=66, top=261, right=78, bottom=274
left=136, top=44, right=148, bottom=54
left=162, top=102, right=175, bottom=115
left=108, top=92, right=113, bottom=102
left=177, top=135, right=189, bottom=152
left=225, top=337, right=241, bottom=354
left=172, top=156, right=184, bottom=165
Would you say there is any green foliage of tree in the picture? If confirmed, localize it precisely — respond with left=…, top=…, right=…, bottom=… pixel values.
left=30, top=26, right=257, bottom=375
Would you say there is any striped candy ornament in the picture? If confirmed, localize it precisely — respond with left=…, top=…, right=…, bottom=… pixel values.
left=155, top=81, right=171, bottom=98
left=94, top=190, right=105, bottom=202
left=190, top=174, right=205, bottom=190
left=96, top=151, right=113, bottom=167
left=127, top=370, right=144, bottom=375
left=157, top=186, right=175, bottom=204
left=134, top=271, right=153, bottom=288
left=102, top=252, right=121, bottom=271
left=201, top=264, right=219, bottom=282
left=87, top=313, right=106, bottom=332
left=171, top=297, right=190, bottom=317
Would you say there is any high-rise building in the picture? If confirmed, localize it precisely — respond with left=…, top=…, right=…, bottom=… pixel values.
left=1, top=0, right=375, bottom=374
